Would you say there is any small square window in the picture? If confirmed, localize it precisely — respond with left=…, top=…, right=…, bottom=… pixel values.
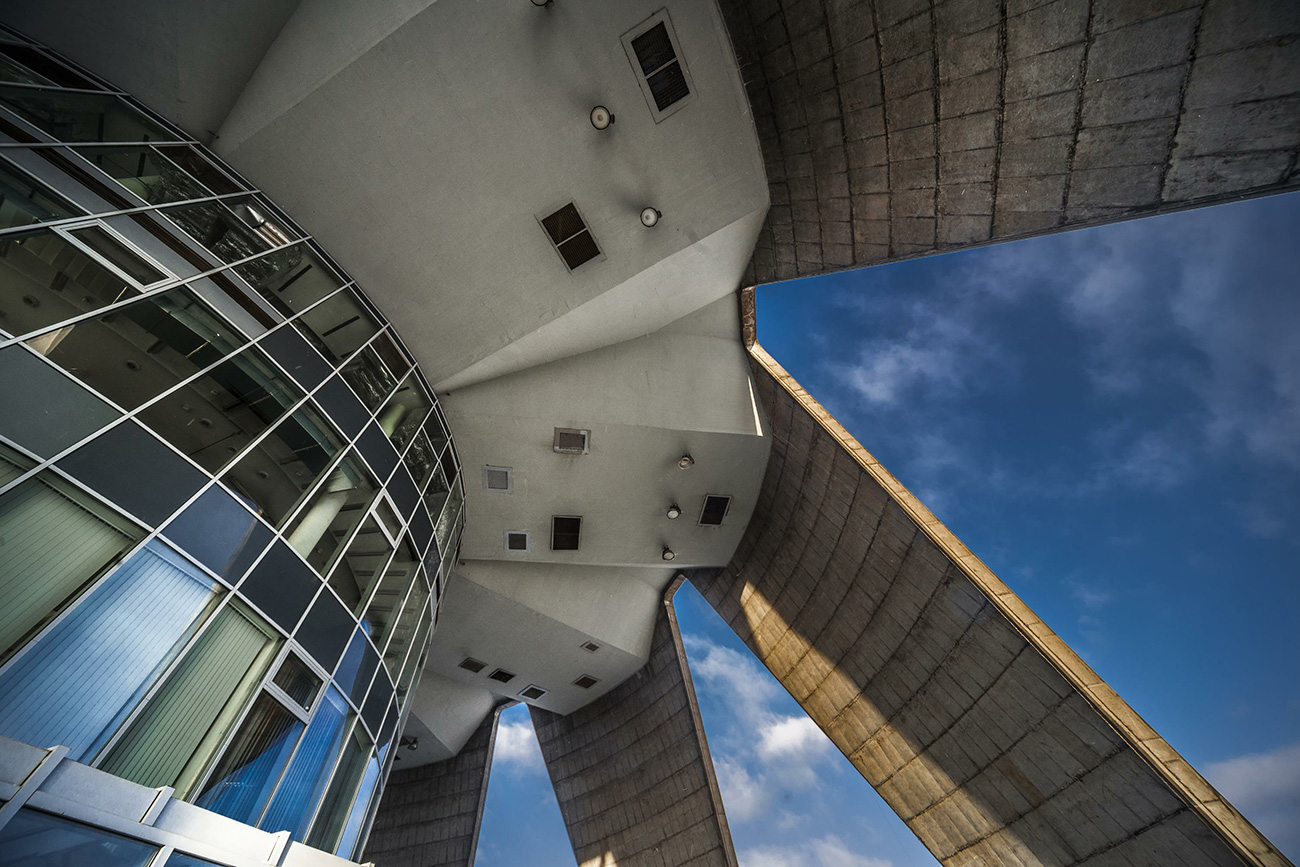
left=553, top=428, right=590, bottom=455
left=459, top=657, right=487, bottom=673
left=483, top=465, right=513, bottom=492
left=581, top=640, right=601, bottom=653
left=573, top=675, right=599, bottom=689
left=504, top=530, right=530, bottom=553
left=519, top=685, right=547, bottom=701
left=699, top=495, right=732, bottom=526
left=551, top=516, right=581, bottom=551
left=489, top=668, right=516, bottom=684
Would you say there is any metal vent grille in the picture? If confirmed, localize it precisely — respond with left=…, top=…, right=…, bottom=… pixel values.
left=623, top=14, right=694, bottom=120
left=699, top=495, right=732, bottom=526
left=505, top=530, right=530, bottom=553
left=483, top=465, right=512, bottom=492
left=540, top=203, right=600, bottom=270
left=552, top=516, right=582, bottom=550
left=573, top=675, right=600, bottom=689
left=581, top=641, right=601, bottom=653
left=459, top=657, right=487, bottom=673
left=489, top=668, right=516, bottom=684
left=553, top=428, right=590, bottom=454
left=519, top=685, right=547, bottom=701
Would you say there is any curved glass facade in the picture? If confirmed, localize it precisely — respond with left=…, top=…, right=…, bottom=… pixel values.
left=0, top=25, right=461, bottom=860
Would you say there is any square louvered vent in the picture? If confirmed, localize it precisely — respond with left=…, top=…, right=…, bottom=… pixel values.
left=573, top=675, right=600, bottom=689
left=520, top=685, right=547, bottom=701
left=459, top=657, right=487, bottom=673
left=623, top=14, right=694, bottom=121
left=581, top=641, right=601, bottom=653
left=489, top=668, right=516, bottom=684
left=483, top=465, right=512, bottom=493
left=540, top=203, right=601, bottom=270
left=699, top=495, right=732, bottom=526
left=552, top=516, right=582, bottom=551
left=504, top=531, right=530, bottom=553
left=553, top=428, right=590, bottom=455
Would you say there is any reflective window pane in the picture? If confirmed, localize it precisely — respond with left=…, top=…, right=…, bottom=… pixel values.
left=161, top=486, right=271, bottom=583
left=294, top=591, right=354, bottom=676
left=285, top=451, right=379, bottom=574
left=359, top=537, right=418, bottom=648
left=77, top=145, right=210, bottom=205
left=0, top=540, right=219, bottom=760
left=435, top=481, right=462, bottom=550
left=0, top=227, right=140, bottom=339
left=328, top=517, right=393, bottom=613
left=333, top=629, right=379, bottom=707
left=33, top=286, right=245, bottom=411
left=194, top=692, right=304, bottom=824
left=382, top=576, right=429, bottom=674
left=272, top=652, right=322, bottom=710
left=0, top=85, right=170, bottom=143
left=239, top=541, right=319, bottom=634
left=403, top=429, right=435, bottom=490
left=236, top=245, right=343, bottom=321
left=340, top=343, right=397, bottom=412
left=160, top=197, right=282, bottom=268
left=137, top=346, right=304, bottom=474
left=0, top=469, right=142, bottom=663
left=0, top=159, right=80, bottom=231
left=221, top=405, right=342, bottom=527
left=379, top=373, right=432, bottom=452
left=295, top=287, right=377, bottom=364
left=155, top=146, right=242, bottom=196
left=68, top=225, right=166, bottom=285
left=306, top=725, right=371, bottom=852
left=261, top=687, right=351, bottom=839
left=0, top=809, right=157, bottom=867
left=0, top=44, right=100, bottom=89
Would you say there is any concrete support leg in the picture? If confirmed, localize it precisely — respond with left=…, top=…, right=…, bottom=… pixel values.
left=363, top=704, right=507, bottom=867
left=687, top=339, right=1292, bottom=867
left=530, top=574, right=738, bottom=867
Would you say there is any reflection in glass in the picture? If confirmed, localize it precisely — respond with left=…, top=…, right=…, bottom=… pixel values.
left=0, top=809, right=157, bottom=867
left=395, top=606, right=432, bottom=705
left=328, top=517, right=394, bottom=613
left=137, top=345, right=303, bottom=473
left=77, top=145, right=211, bottom=205
left=161, top=197, right=292, bottom=271
left=307, top=724, right=372, bottom=851
left=423, top=461, right=450, bottom=522
left=382, top=575, right=429, bottom=674
left=334, top=747, right=382, bottom=860
left=155, top=147, right=241, bottom=196
left=261, top=688, right=351, bottom=838
left=0, top=85, right=170, bottom=143
left=404, top=430, right=436, bottom=490
left=296, top=287, right=378, bottom=364
left=379, top=373, right=432, bottom=452
left=0, top=44, right=100, bottom=89
left=0, top=227, right=140, bottom=339
left=0, top=468, right=142, bottom=663
left=101, top=599, right=278, bottom=795
left=237, top=245, right=344, bottom=321
left=285, top=451, right=379, bottom=574
left=221, top=405, right=342, bottom=527
left=0, top=161, right=80, bottom=232
left=32, top=285, right=245, bottom=410
left=194, top=692, right=303, bottom=824
left=340, top=341, right=397, bottom=412
left=0, top=540, right=217, bottom=760
left=435, top=481, right=462, bottom=551
left=272, top=652, right=322, bottom=710
left=360, top=537, right=418, bottom=649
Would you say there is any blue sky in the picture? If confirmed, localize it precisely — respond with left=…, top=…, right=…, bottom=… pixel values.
left=475, top=192, right=1300, bottom=865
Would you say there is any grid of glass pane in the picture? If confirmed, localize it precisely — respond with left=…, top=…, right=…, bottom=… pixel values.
left=0, top=28, right=462, bottom=856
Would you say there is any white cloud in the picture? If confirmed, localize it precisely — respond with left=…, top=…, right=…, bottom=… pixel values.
left=1204, top=740, right=1300, bottom=856
left=716, top=757, right=769, bottom=823
left=741, top=834, right=893, bottom=867
left=493, top=720, right=543, bottom=773
left=685, top=634, right=781, bottom=723
left=758, top=715, right=833, bottom=762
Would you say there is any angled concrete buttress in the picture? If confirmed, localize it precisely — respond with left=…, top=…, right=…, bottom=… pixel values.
left=716, top=0, right=1300, bottom=284
left=364, top=703, right=510, bottom=867
left=685, top=291, right=1293, bottom=867
left=530, top=574, right=739, bottom=867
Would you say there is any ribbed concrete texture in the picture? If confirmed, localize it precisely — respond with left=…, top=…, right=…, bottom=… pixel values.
left=364, top=705, right=506, bottom=867
left=689, top=338, right=1294, bottom=867
left=530, top=575, right=738, bottom=867
left=717, top=0, right=1300, bottom=283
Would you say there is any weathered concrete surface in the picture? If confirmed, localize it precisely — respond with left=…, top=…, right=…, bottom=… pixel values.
left=718, top=0, right=1300, bottom=283
left=690, top=334, right=1293, bottom=867
left=530, top=574, right=738, bottom=867
left=365, top=705, right=506, bottom=867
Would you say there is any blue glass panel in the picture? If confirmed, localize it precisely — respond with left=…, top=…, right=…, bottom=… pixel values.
left=260, top=688, right=349, bottom=839
left=0, top=540, right=217, bottom=760
left=194, top=692, right=302, bottom=823
left=162, top=486, right=272, bottom=583
left=334, top=751, right=381, bottom=860
left=0, top=809, right=157, bottom=867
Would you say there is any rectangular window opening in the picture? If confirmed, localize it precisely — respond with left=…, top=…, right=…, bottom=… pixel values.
left=552, top=428, right=590, bottom=455
left=519, top=685, right=547, bottom=701
left=488, top=668, right=516, bottom=684
left=551, top=516, right=581, bottom=551
left=699, top=495, right=732, bottom=526
left=483, top=465, right=513, bottom=492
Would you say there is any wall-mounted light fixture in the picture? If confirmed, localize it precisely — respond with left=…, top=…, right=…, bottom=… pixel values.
left=666, top=504, right=681, bottom=519
left=640, top=207, right=662, bottom=228
left=678, top=454, right=694, bottom=469
left=662, top=546, right=676, bottom=561
left=531, top=0, right=551, bottom=7
left=590, top=105, right=614, bottom=130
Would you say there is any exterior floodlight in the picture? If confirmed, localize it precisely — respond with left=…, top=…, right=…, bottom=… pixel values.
left=666, top=504, right=681, bottom=519
left=662, top=547, right=676, bottom=561
left=678, top=454, right=694, bottom=469
left=590, top=105, right=614, bottom=130
left=531, top=0, right=551, bottom=6
left=640, top=207, right=662, bottom=228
